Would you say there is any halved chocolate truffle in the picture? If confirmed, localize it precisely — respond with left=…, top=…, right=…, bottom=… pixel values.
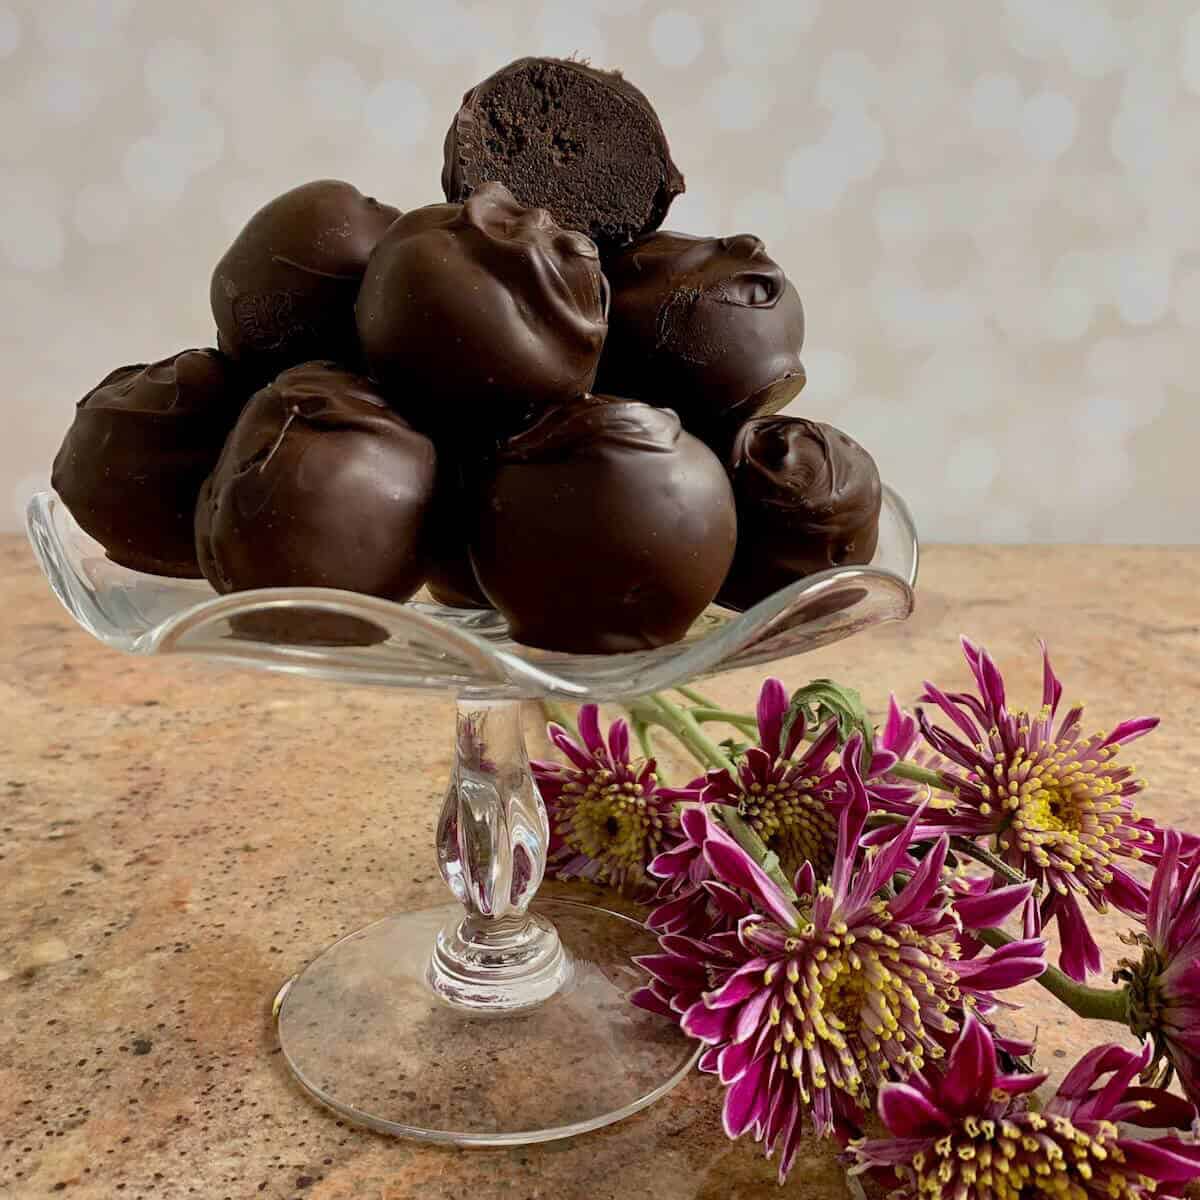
left=52, top=348, right=246, bottom=578
left=471, top=395, right=737, bottom=653
left=442, top=57, right=684, bottom=253
left=596, top=232, right=805, bottom=449
left=211, top=180, right=399, bottom=379
left=195, top=363, right=436, bottom=610
left=356, top=182, right=607, bottom=440
left=719, top=417, right=881, bottom=612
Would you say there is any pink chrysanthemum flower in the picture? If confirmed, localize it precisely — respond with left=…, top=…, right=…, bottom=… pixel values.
left=698, top=678, right=922, bottom=881
left=904, top=637, right=1165, bottom=981
left=1115, top=829, right=1200, bottom=1108
left=850, top=1011, right=1200, bottom=1200
left=531, top=705, right=697, bottom=894
left=633, top=741, right=1046, bottom=1180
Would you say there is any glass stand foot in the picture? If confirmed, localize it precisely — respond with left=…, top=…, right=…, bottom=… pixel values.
left=275, top=898, right=698, bottom=1145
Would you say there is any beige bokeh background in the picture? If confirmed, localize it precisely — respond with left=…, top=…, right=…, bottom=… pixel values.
left=2, top=0, right=1198, bottom=541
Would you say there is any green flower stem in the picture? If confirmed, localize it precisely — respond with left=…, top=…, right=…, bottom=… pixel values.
left=886, top=761, right=947, bottom=789
left=947, top=836, right=1028, bottom=887
left=626, top=695, right=736, bottom=776
left=716, top=804, right=799, bottom=902
left=632, top=717, right=656, bottom=765
left=977, top=927, right=1130, bottom=1026
left=686, top=707, right=762, bottom=736
left=676, top=685, right=721, bottom=708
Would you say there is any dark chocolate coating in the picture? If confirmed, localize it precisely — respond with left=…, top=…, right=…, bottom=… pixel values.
left=195, top=363, right=436, bottom=611
left=472, top=395, right=737, bottom=653
left=52, top=348, right=246, bottom=578
left=211, top=180, right=399, bottom=379
left=596, top=231, right=806, bottom=449
left=442, top=57, right=684, bottom=253
left=718, top=417, right=881, bottom=612
left=427, top=465, right=491, bottom=610
left=356, top=182, right=607, bottom=440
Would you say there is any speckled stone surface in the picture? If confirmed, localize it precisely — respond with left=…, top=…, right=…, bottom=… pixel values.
left=2, top=537, right=1198, bottom=1199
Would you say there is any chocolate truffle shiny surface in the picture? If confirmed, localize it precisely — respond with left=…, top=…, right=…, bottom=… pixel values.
left=471, top=395, right=737, bottom=653
left=442, top=57, right=684, bottom=253
left=211, top=180, right=399, bottom=378
left=596, top=231, right=805, bottom=448
left=356, top=182, right=608, bottom=440
left=52, top=348, right=245, bottom=578
left=195, top=362, right=436, bottom=608
left=719, top=417, right=881, bottom=612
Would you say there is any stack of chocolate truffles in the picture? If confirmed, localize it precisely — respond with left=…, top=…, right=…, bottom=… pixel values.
left=53, top=56, right=882, bottom=654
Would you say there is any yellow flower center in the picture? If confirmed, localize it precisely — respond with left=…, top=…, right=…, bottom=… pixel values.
left=559, top=769, right=665, bottom=885
left=972, top=712, right=1155, bottom=891
left=765, top=902, right=957, bottom=1105
left=738, top=777, right=839, bottom=878
left=911, top=1112, right=1147, bottom=1200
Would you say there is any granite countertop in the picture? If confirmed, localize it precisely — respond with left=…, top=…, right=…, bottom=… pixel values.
left=2, top=537, right=1198, bottom=1200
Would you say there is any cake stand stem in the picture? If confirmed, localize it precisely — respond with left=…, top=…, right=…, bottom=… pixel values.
left=429, top=697, right=570, bottom=1010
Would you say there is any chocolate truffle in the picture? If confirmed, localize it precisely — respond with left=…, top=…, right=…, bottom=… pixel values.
left=356, top=182, right=608, bottom=440
left=195, top=363, right=436, bottom=612
left=52, top=348, right=245, bottom=578
left=471, top=395, right=737, bottom=653
left=718, top=417, right=881, bottom=612
left=211, top=180, right=399, bottom=379
left=596, top=232, right=806, bottom=448
left=442, top=57, right=684, bottom=253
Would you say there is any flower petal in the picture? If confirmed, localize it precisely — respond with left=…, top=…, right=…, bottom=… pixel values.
left=877, top=1081, right=951, bottom=1138
left=939, top=1012, right=997, bottom=1117
left=756, top=678, right=788, bottom=760
left=1054, top=893, right=1103, bottom=980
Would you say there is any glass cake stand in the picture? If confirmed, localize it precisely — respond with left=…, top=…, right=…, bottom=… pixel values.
left=26, top=487, right=918, bottom=1146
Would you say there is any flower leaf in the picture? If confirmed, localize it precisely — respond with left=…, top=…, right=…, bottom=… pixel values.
left=782, top=679, right=875, bottom=767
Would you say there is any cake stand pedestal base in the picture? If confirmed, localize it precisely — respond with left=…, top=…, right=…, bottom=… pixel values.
left=275, top=898, right=696, bottom=1145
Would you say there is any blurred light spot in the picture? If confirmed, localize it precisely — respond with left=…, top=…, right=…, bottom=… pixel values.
left=34, top=66, right=99, bottom=124
left=0, top=202, right=64, bottom=272
left=1021, top=90, right=1077, bottom=159
left=649, top=10, right=703, bottom=68
left=1174, top=269, right=1200, bottom=329
left=364, top=79, right=431, bottom=149
left=144, top=38, right=213, bottom=107
left=1183, top=9, right=1200, bottom=94
left=1115, top=248, right=1171, bottom=326
left=944, top=436, right=1000, bottom=493
left=708, top=70, right=772, bottom=131
left=0, top=4, right=20, bottom=58
left=968, top=73, right=1022, bottom=132
left=721, top=0, right=820, bottom=68
left=875, top=187, right=929, bottom=245
left=305, top=57, right=367, bottom=124
left=74, top=182, right=131, bottom=244
left=816, top=50, right=879, bottom=112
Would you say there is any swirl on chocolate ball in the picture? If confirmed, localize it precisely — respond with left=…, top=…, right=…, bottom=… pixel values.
left=211, top=180, right=399, bottom=379
left=442, top=57, right=684, bottom=253
left=195, top=363, right=436, bottom=616
left=356, top=182, right=608, bottom=441
left=596, top=232, right=805, bottom=448
left=52, top=348, right=246, bottom=578
left=719, top=417, right=881, bottom=612
left=471, top=395, right=737, bottom=653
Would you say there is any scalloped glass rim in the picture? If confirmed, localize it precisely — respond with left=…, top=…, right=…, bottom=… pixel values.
left=26, top=488, right=918, bottom=700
